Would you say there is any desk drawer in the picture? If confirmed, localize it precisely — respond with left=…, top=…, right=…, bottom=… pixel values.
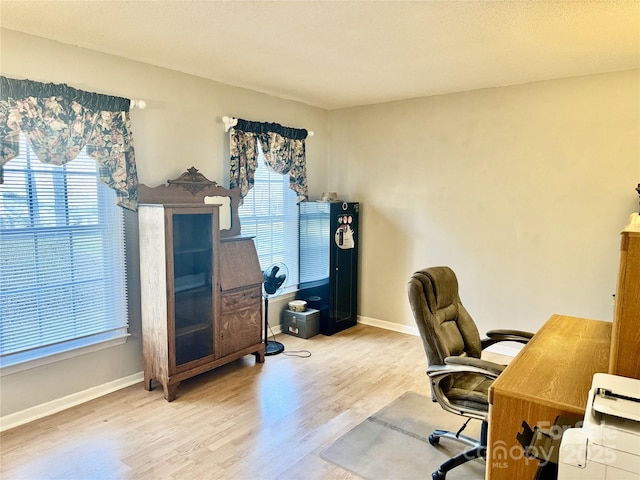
left=221, top=286, right=261, bottom=313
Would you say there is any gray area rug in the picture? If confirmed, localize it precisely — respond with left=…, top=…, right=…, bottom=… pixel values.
left=321, top=391, right=486, bottom=480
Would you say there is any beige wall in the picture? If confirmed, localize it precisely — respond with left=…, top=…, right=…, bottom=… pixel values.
left=328, top=70, right=640, bottom=336
left=0, top=29, right=329, bottom=418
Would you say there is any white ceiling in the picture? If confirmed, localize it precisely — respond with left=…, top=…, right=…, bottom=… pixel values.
left=1, top=1, right=639, bottom=109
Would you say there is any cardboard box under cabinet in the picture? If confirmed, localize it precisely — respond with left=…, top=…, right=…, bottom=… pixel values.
left=281, top=308, right=320, bottom=339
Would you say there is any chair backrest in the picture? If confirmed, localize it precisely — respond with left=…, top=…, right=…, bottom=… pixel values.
left=408, top=266, right=483, bottom=368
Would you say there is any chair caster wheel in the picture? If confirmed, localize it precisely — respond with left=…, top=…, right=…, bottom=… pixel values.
left=432, top=470, right=446, bottom=480
left=428, top=434, right=440, bottom=445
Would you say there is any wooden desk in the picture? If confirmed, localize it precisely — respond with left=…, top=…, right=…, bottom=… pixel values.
left=486, top=314, right=611, bottom=480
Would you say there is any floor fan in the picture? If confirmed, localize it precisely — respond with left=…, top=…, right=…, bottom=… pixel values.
left=262, top=263, right=288, bottom=356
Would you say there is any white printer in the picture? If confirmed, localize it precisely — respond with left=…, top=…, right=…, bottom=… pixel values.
left=558, top=373, right=640, bottom=479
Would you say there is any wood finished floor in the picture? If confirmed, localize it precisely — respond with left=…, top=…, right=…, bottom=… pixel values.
left=1, top=325, right=504, bottom=480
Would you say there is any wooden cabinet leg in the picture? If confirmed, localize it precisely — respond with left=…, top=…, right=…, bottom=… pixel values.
left=164, top=381, right=179, bottom=402
left=254, top=349, right=265, bottom=363
left=143, top=371, right=153, bottom=391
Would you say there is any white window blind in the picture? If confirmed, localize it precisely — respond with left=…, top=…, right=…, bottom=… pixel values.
left=238, top=145, right=299, bottom=293
left=299, top=202, right=330, bottom=285
left=0, top=134, right=128, bottom=368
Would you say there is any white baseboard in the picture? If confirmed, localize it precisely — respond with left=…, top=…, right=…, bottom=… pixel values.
left=0, top=371, right=143, bottom=432
left=358, top=315, right=420, bottom=336
left=2, top=316, right=520, bottom=431
left=269, top=324, right=283, bottom=335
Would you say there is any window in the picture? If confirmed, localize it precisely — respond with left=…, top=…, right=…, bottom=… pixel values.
left=238, top=145, right=299, bottom=293
left=0, top=134, right=128, bottom=369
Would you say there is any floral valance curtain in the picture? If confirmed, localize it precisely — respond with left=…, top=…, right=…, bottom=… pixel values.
left=0, top=76, right=138, bottom=210
left=229, top=118, right=308, bottom=203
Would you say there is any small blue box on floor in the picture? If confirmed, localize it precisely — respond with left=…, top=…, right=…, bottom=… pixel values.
left=281, top=308, right=320, bottom=339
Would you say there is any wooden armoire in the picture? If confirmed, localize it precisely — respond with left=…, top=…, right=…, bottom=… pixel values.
left=609, top=186, right=640, bottom=379
left=609, top=223, right=640, bottom=379
left=138, top=168, right=265, bottom=401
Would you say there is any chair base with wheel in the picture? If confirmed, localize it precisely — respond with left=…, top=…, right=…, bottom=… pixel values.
left=429, top=420, right=487, bottom=480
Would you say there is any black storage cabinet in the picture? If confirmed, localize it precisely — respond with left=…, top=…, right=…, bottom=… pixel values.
left=297, top=201, right=359, bottom=335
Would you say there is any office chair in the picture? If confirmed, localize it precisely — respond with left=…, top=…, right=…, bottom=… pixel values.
left=408, top=266, right=534, bottom=480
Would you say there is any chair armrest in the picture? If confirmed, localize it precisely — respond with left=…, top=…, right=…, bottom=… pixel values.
left=427, top=356, right=504, bottom=379
left=481, top=329, right=534, bottom=350
left=426, top=357, right=501, bottom=421
left=445, top=356, right=506, bottom=376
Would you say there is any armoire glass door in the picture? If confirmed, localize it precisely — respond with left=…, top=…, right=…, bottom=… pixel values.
left=171, top=211, right=214, bottom=366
